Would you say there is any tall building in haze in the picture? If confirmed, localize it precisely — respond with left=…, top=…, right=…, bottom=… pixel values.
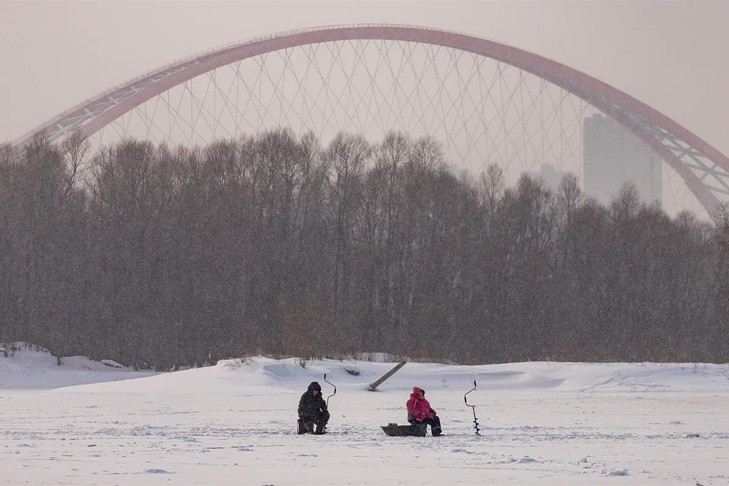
left=526, top=164, right=572, bottom=193
left=583, top=114, right=662, bottom=206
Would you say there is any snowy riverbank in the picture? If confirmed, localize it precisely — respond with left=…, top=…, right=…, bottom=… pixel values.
left=1, top=347, right=728, bottom=484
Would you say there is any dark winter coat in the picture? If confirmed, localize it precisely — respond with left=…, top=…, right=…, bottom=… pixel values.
left=298, top=381, right=328, bottom=422
left=407, top=386, right=436, bottom=422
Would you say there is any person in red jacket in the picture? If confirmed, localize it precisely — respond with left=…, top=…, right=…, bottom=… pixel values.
left=406, top=386, right=442, bottom=436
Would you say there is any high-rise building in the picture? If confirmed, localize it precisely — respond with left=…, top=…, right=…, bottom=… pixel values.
left=583, top=114, right=662, bottom=206
left=526, top=164, right=572, bottom=193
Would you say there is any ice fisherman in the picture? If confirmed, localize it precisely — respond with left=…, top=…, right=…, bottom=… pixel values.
left=298, top=381, right=330, bottom=434
left=407, top=386, right=442, bottom=436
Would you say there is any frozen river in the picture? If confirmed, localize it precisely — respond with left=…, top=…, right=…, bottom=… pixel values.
left=2, top=350, right=728, bottom=485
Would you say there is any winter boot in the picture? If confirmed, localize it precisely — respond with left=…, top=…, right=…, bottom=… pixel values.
left=315, top=422, right=327, bottom=435
left=304, top=421, right=316, bottom=434
left=297, top=419, right=307, bottom=435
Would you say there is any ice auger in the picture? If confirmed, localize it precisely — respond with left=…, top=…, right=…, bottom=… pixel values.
left=464, top=380, right=480, bottom=435
left=323, top=373, right=337, bottom=406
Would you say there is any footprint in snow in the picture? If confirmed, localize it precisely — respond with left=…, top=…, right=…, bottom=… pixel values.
left=606, top=469, right=629, bottom=476
left=142, top=469, right=172, bottom=474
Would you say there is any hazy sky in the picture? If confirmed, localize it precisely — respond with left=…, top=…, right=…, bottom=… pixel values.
left=1, top=0, right=727, bottom=156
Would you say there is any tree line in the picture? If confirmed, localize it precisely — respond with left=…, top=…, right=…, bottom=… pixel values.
left=1, top=130, right=728, bottom=369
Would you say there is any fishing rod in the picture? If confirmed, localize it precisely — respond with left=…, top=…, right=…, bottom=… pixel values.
left=464, top=380, right=480, bottom=435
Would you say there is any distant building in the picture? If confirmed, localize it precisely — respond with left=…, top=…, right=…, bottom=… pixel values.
left=583, top=114, right=662, bottom=206
left=526, top=164, right=572, bottom=193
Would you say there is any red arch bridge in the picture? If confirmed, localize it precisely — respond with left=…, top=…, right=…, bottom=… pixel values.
left=11, top=25, right=729, bottom=217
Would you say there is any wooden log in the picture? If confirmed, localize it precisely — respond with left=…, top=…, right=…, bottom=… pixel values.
left=368, top=361, right=407, bottom=391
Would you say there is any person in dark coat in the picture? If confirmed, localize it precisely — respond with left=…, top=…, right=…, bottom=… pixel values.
left=298, top=381, right=330, bottom=434
left=407, top=386, right=442, bottom=436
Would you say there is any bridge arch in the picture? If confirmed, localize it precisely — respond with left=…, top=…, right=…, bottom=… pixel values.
left=12, top=24, right=729, bottom=215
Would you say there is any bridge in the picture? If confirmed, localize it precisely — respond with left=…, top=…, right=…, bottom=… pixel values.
left=11, top=24, right=729, bottom=217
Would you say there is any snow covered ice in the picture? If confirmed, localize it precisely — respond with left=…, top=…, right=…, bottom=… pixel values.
left=2, top=347, right=729, bottom=485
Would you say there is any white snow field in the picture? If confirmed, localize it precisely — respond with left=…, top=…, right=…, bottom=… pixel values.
left=1, top=347, right=728, bottom=485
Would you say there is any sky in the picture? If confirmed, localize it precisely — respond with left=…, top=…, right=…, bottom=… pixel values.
left=1, top=0, right=727, bottom=158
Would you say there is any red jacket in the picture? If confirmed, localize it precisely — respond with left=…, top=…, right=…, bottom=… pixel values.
left=407, top=387, right=436, bottom=421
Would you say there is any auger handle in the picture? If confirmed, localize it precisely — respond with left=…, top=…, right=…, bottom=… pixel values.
left=464, top=380, right=477, bottom=407
left=324, top=373, right=337, bottom=406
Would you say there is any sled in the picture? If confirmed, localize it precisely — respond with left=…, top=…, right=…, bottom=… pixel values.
left=381, top=423, right=427, bottom=437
